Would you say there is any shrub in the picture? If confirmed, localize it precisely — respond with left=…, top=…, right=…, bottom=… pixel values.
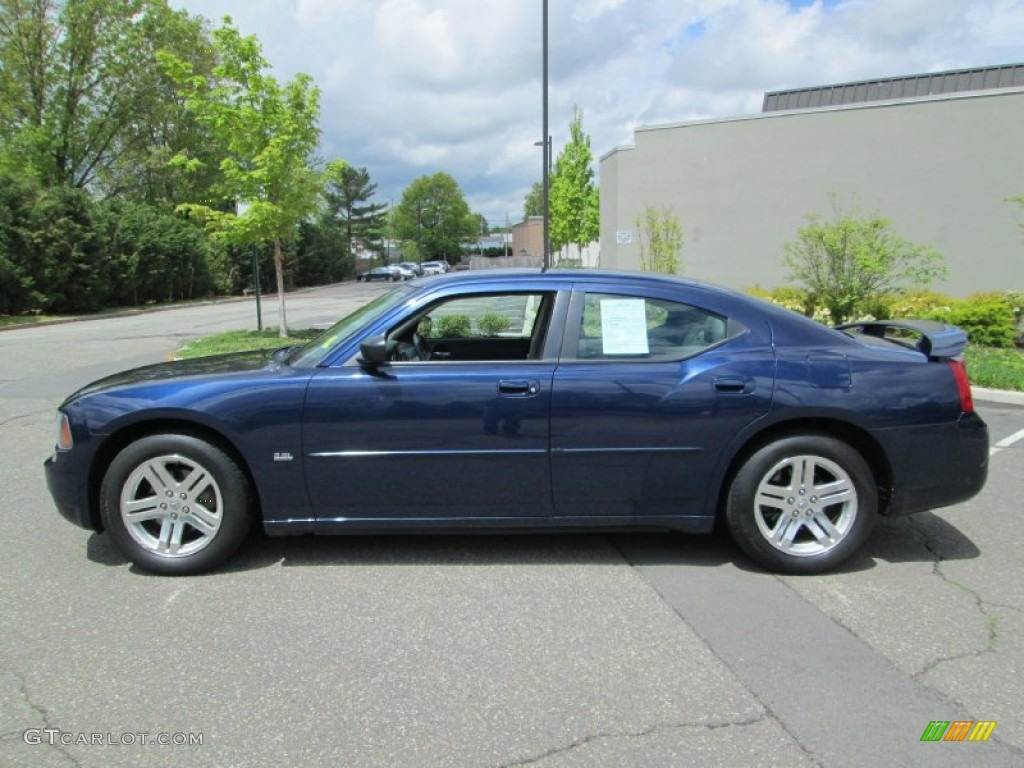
left=477, top=312, right=511, bottom=337
left=749, top=287, right=1020, bottom=348
left=434, top=314, right=471, bottom=338
left=783, top=201, right=946, bottom=324
left=746, top=285, right=815, bottom=316
left=926, top=293, right=1019, bottom=348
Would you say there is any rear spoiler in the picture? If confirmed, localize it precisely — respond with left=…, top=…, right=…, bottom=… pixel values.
left=835, top=319, right=967, bottom=359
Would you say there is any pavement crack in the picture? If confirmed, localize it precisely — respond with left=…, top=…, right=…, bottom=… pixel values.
left=609, top=540, right=823, bottom=767
left=492, top=714, right=774, bottom=768
left=0, top=408, right=51, bottom=429
left=14, top=674, right=81, bottom=768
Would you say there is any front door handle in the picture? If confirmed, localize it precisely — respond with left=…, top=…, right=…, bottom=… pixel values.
left=714, top=376, right=755, bottom=395
left=498, top=379, right=540, bottom=397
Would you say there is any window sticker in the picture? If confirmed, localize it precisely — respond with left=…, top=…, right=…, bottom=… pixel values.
left=600, top=298, right=649, bottom=355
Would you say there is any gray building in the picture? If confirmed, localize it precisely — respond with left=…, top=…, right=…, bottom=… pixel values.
left=600, top=64, right=1024, bottom=296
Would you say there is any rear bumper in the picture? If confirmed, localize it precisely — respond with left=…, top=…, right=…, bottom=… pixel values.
left=44, top=452, right=95, bottom=530
left=878, top=412, right=989, bottom=516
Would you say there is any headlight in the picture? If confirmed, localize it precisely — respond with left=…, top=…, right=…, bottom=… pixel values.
left=56, top=412, right=73, bottom=451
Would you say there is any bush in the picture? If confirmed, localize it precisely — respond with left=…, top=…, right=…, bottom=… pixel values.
left=746, top=285, right=827, bottom=321
left=477, top=312, right=510, bottom=337
left=434, top=314, right=471, bottom=338
left=925, top=293, right=1020, bottom=348
left=783, top=202, right=946, bottom=324
left=861, top=290, right=955, bottom=321
left=749, top=287, right=1021, bottom=349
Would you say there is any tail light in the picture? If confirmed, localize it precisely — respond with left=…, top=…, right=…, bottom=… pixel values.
left=948, top=359, right=974, bottom=414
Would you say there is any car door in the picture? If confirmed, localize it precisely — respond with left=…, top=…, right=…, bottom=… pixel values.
left=302, top=288, right=564, bottom=523
left=550, top=284, right=774, bottom=520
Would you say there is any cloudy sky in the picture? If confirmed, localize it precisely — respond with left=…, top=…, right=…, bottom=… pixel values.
left=170, top=0, right=1024, bottom=226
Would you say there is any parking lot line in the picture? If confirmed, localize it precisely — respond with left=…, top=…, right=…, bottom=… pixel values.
left=990, top=426, right=1024, bottom=457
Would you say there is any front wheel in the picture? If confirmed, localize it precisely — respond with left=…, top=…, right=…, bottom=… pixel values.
left=100, top=434, right=253, bottom=575
left=725, top=434, right=877, bottom=574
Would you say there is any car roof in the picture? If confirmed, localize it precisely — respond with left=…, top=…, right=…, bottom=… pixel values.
left=415, top=267, right=723, bottom=294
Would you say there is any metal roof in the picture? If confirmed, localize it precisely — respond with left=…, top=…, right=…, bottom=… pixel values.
left=762, top=63, right=1024, bottom=112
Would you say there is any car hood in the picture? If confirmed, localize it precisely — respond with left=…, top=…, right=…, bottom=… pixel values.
left=66, top=348, right=286, bottom=402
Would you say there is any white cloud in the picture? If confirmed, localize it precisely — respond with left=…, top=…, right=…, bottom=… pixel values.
left=171, top=0, right=1024, bottom=223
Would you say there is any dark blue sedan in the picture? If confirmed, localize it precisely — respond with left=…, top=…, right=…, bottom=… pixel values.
left=44, top=270, right=988, bottom=575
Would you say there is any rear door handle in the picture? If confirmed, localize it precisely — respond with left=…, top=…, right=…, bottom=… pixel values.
left=714, top=376, right=755, bottom=395
left=498, top=379, right=540, bottom=397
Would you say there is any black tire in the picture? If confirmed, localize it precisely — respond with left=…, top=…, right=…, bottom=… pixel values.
left=100, top=433, right=253, bottom=575
left=725, top=434, right=877, bottom=574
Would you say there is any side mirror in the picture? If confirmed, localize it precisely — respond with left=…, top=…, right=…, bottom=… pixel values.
left=358, top=334, right=390, bottom=367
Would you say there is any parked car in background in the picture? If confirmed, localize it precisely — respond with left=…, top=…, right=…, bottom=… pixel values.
left=399, top=262, right=424, bottom=276
left=45, top=270, right=987, bottom=576
left=392, top=265, right=417, bottom=281
left=421, top=261, right=445, bottom=275
left=354, top=268, right=397, bottom=284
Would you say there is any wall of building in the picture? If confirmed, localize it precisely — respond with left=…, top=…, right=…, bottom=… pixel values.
left=512, top=217, right=545, bottom=260
left=600, top=90, right=1024, bottom=296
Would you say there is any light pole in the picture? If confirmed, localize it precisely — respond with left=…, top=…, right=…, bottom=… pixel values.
left=542, top=0, right=550, bottom=270
left=236, top=200, right=262, bottom=331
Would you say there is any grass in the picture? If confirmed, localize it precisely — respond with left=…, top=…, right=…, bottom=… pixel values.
left=0, top=314, right=64, bottom=327
left=964, top=345, right=1024, bottom=392
left=173, top=328, right=319, bottom=360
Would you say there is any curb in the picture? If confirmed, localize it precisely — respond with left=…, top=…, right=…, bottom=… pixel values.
left=972, top=386, right=1024, bottom=407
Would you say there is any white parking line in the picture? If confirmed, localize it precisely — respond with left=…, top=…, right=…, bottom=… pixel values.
left=990, top=426, right=1024, bottom=457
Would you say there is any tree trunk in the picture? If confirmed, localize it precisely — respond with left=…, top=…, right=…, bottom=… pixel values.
left=274, top=237, right=288, bottom=337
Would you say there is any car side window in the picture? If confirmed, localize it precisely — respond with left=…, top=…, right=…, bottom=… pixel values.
left=575, top=293, right=731, bottom=361
left=389, top=292, right=553, bottom=362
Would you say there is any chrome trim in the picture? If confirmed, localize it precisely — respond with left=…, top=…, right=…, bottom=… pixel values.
left=552, top=446, right=702, bottom=454
left=309, top=448, right=548, bottom=459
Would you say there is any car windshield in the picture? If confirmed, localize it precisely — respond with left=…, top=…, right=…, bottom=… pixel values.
left=285, top=285, right=413, bottom=367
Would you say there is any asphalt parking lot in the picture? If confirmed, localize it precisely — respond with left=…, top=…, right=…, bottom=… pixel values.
left=1, top=281, right=1022, bottom=767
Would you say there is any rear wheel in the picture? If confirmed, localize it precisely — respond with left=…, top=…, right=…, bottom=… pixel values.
left=100, top=434, right=253, bottom=575
left=726, top=434, right=877, bottom=574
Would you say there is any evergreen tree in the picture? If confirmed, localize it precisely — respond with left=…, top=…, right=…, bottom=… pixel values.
left=323, top=162, right=388, bottom=259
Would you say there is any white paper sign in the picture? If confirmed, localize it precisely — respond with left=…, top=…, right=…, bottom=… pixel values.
left=616, top=229, right=633, bottom=244
left=600, top=299, right=649, bottom=355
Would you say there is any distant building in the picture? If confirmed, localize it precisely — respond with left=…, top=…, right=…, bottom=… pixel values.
left=511, top=216, right=545, bottom=262
left=600, top=64, right=1024, bottom=295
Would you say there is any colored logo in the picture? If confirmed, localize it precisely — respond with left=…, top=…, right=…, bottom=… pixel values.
left=921, top=721, right=997, bottom=742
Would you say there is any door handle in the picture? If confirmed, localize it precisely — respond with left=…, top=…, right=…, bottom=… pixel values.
left=714, top=376, right=755, bottom=394
left=498, top=379, right=540, bottom=396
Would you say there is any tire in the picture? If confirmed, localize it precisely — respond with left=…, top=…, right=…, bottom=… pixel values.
left=100, top=434, right=253, bottom=575
left=725, top=434, right=877, bottom=574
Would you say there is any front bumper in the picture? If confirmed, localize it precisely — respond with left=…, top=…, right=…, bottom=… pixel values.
left=44, top=451, right=95, bottom=530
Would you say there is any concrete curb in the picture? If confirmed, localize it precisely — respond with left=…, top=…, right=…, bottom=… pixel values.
left=973, top=386, right=1024, bottom=406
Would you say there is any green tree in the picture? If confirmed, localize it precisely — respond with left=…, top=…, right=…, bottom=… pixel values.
left=523, top=181, right=543, bottom=219
left=636, top=206, right=684, bottom=275
left=98, top=3, right=222, bottom=205
left=393, top=172, right=475, bottom=262
left=19, top=184, right=108, bottom=312
left=0, top=0, right=213, bottom=193
left=292, top=213, right=352, bottom=287
left=784, top=200, right=947, bottom=324
left=96, top=199, right=213, bottom=305
left=160, top=17, right=322, bottom=337
left=0, top=173, right=40, bottom=313
left=323, top=161, right=388, bottom=261
left=549, top=105, right=599, bottom=264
